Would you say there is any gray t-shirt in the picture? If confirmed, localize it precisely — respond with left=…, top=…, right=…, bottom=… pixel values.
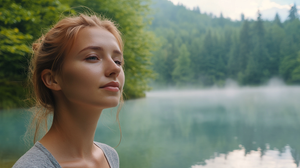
left=13, top=141, right=119, bottom=168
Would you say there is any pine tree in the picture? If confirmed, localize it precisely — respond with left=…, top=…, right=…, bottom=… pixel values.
left=274, top=13, right=283, bottom=27
left=242, top=11, right=271, bottom=84
left=227, top=33, right=240, bottom=78
left=266, top=21, right=285, bottom=76
left=241, top=13, right=245, bottom=21
left=254, top=11, right=265, bottom=39
left=238, top=20, right=251, bottom=74
left=243, top=56, right=260, bottom=84
left=189, top=38, right=202, bottom=80
left=279, top=13, right=300, bottom=82
left=291, top=51, right=300, bottom=83
left=288, top=3, right=298, bottom=21
left=219, top=13, right=225, bottom=27
left=152, top=30, right=182, bottom=84
left=198, top=30, right=216, bottom=85
left=193, top=6, right=201, bottom=14
left=172, top=44, right=193, bottom=85
left=149, top=0, right=300, bottom=86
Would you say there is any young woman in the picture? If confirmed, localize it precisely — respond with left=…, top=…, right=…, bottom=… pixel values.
left=13, top=14, right=124, bottom=168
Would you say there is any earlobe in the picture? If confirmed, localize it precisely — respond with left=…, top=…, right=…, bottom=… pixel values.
left=41, top=69, right=61, bottom=91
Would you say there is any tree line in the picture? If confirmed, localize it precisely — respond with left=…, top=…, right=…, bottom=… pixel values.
left=150, top=0, right=300, bottom=86
left=0, top=0, right=155, bottom=109
left=1, top=0, right=300, bottom=108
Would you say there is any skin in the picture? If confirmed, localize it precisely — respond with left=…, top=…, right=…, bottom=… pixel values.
left=39, top=26, right=125, bottom=168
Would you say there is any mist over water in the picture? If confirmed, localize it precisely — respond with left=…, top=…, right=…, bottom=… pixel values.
left=138, top=78, right=300, bottom=167
left=147, top=78, right=299, bottom=116
left=1, top=78, right=300, bottom=168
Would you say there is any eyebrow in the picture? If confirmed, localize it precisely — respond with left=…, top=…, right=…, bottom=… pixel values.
left=78, top=46, right=122, bottom=56
left=113, top=50, right=123, bottom=55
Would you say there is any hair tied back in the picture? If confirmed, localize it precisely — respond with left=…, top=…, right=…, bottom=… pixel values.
left=32, top=35, right=45, bottom=52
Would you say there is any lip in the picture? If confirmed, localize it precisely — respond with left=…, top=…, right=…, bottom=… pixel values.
left=100, top=81, right=120, bottom=92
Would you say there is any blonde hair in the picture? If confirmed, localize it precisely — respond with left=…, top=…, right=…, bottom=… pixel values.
left=27, top=14, right=124, bottom=143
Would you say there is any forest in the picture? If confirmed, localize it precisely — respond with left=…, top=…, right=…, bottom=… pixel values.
left=150, top=0, right=300, bottom=86
left=0, top=0, right=300, bottom=109
left=0, top=0, right=155, bottom=108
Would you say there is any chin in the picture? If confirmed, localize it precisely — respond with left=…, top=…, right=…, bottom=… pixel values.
left=105, top=101, right=120, bottom=108
left=95, top=98, right=121, bottom=109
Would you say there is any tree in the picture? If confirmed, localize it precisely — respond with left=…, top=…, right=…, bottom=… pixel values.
left=227, top=32, right=240, bottom=78
left=243, top=11, right=270, bottom=84
left=149, top=0, right=300, bottom=86
left=274, top=13, right=283, bottom=27
left=266, top=23, right=285, bottom=76
left=197, top=30, right=223, bottom=85
left=279, top=54, right=298, bottom=82
left=63, top=0, right=156, bottom=99
left=219, top=13, right=225, bottom=27
left=241, top=13, right=245, bottom=21
left=193, top=6, right=201, bottom=14
left=0, top=0, right=69, bottom=109
left=291, top=51, right=300, bottom=83
left=243, top=56, right=260, bottom=84
left=189, top=38, right=202, bottom=80
left=238, top=20, right=251, bottom=74
left=151, top=32, right=174, bottom=84
left=172, top=44, right=193, bottom=85
left=279, top=19, right=300, bottom=82
left=288, top=3, right=298, bottom=21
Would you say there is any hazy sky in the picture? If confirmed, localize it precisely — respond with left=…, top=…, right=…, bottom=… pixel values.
left=168, top=0, right=300, bottom=21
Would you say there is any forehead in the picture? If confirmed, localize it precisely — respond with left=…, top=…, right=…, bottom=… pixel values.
left=67, top=26, right=121, bottom=56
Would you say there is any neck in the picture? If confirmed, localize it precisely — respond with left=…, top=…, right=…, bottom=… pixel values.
left=39, top=97, right=103, bottom=160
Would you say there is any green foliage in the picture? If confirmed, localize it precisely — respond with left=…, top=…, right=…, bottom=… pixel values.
left=288, top=3, right=299, bottom=21
left=290, top=52, right=300, bottom=83
left=62, top=0, right=156, bottom=99
left=0, top=0, right=156, bottom=108
left=279, top=19, right=300, bottom=83
left=0, top=0, right=69, bottom=109
left=150, top=0, right=300, bottom=87
left=172, top=44, right=193, bottom=85
left=0, top=27, right=32, bottom=108
left=274, top=13, right=283, bottom=27
left=242, top=11, right=270, bottom=84
left=237, top=20, right=251, bottom=75
left=266, top=24, right=285, bottom=76
left=151, top=29, right=182, bottom=84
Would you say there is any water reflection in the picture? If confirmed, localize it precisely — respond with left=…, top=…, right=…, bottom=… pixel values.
left=192, top=145, right=297, bottom=168
left=1, top=83, right=300, bottom=168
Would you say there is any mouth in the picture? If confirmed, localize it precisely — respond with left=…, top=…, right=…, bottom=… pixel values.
left=100, top=81, right=120, bottom=92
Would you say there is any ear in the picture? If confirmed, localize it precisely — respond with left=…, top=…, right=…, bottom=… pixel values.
left=41, top=69, right=61, bottom=91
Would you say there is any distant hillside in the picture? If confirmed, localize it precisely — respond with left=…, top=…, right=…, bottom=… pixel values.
left=149, top=0, right=300, bottom=86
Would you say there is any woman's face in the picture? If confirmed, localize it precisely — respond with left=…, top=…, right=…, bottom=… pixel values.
left=57, top=26, right=125, bottom=109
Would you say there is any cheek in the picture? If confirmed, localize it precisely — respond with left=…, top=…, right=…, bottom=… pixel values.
left=119, top=70, right=125, bottom=89
left=60, top=63, right=99, bottom=91
left=62, top=71, right=80, bottom=86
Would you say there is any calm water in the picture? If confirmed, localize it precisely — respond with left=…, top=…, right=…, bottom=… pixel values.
left=1, top=84, right=300, bottom=168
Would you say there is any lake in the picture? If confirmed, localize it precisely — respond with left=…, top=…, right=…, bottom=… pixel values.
left=1, top=84, right=300, bottom=168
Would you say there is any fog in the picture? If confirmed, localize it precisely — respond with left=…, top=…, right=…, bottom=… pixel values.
left=147, top=77, right=299, bottom=104
left=146, top=77, right=300, bottom=126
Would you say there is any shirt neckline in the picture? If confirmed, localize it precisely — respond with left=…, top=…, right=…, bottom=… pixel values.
left=35, top=141, right=112, bottom=168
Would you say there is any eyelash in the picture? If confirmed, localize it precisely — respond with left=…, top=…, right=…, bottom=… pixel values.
left=86, top=56, right=99, bottom=61
left=86, top=56, right=122, bottom=66
left=115, top=60, right=122, bottom=66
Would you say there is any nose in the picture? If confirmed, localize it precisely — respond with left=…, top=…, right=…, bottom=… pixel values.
left=104, top=58, right=121, bottom=78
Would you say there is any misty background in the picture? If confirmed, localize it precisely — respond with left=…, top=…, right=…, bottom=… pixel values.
left=1, top=0, right=300, bottom=168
